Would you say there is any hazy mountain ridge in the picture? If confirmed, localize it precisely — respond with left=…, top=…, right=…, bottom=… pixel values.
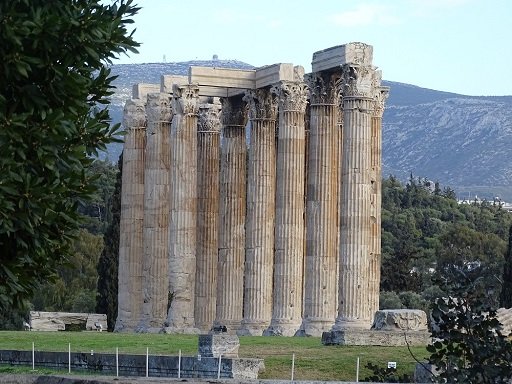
left=104, top=62, right=512, bottom=200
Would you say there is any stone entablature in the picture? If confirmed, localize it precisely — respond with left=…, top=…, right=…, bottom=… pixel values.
left=116, top=42, right=389, bottom=339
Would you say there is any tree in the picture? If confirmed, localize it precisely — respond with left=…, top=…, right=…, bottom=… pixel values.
left=500, top=225, right=512, bottom=308
left=96, top=155, right=122, bottom=330
left=0, top=0, right=139, bottom=311
left=427, top=266, right=512, bottom=383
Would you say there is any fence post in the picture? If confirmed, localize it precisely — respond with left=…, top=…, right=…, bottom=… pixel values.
left=356, top=356, right=360, bottom=382
left=291, top=353, right=295, bottom=381
left=178, top=349, right=181, bottom=378
left=32, top=342, right=35, bottom=371
left=217, top=354, right=222, bottom=379
left=68, top=343, right=71, bottom=373
left=146, top=347, right=149, bottom=377
left=116, top=347, right=119, bottom=377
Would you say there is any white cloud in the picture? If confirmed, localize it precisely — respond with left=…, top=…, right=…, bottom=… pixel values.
left=329, top=3, right=401, bottom=27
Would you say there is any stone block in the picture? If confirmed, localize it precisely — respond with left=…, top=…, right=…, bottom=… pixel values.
left=322, top=329, right=431, bottom=346
left=189, top=66, right=256, bottom=89
left=372, top=309, right=428, bottom=332
left=132, top=83, right=160, bottom=99
left=29, top=312, right=107, bottom=332
left=255, top=63, right=295, bottom=88
left=198, top=334, right=240, bottom=358
left=160, top=75, right=188, bottom=93
left=312, top=42, right=373, bottom=72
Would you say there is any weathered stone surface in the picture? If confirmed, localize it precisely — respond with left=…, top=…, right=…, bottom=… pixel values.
left=322, top=328, right=431, bottom=346
left=198, top=334, right=240, bottom=358
left=239, top=88, right=278, bottom=336
left=30, top=312, right=107, bottom=332
left=497, top=307, right=512, bottom=335
left=312, top=42, right=373, bottom=73
left=334, top=63, right=379, bottom=330
left=372, top=309, right=428, bottom=332
left=139, top=92, right=172, bottom=332
left=215, top=96, right=247, bottom=332
left=166, top=84, right=200, bottom=332
left=195, top=99, right=222, bottom=331
left=300, top=72, right=340, bottom=337
left=116, top=98, right=146, bottom=332
left=132, top=83, right=160, bottom=100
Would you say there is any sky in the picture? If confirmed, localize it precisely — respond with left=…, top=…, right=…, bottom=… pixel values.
left=115, top=0, right=512, bottom=96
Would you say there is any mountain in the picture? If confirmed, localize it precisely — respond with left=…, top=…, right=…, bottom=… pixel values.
left=382, top=80, right=512, bottom=200
left=104, top=61, right=512, bottom=201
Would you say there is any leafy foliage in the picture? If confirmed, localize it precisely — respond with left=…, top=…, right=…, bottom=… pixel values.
left=364, top=362, right=413, bottom=383
left=427, top=266, right=512, bottom=383
left=0, top=0, right=139, bottom=310
left=500, top=225, right=512, bottom=308
left=381, top=175, right=512, bottom=309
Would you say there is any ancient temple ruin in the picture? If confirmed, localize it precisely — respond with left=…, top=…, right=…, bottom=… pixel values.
left=116, top=42, right=389, bottom=336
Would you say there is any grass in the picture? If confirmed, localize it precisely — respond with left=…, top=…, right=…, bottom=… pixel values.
left=0, top=331, right=429, bottom=381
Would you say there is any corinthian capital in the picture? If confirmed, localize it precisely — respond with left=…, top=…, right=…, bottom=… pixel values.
left=271, top=81, right=308, bottom=112
left=221, top=96, right=247, bottom=127
left=172, top=84, right=200, bottom=115
left=146, top=93, right=173, bottom=124
left=198, top=99, right=222, bottom=133
left=243, top=88, right=278, bottom=120
left=306, top=72, right=341, bottom=105
left=341, top=64, right=376, bottom=99
left=123, top=98, right=147, bottom=129
left=374, top=86, right=390, bottom=117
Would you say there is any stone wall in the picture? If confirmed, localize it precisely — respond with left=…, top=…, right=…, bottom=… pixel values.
left=29, top=312, right=107, bottom=332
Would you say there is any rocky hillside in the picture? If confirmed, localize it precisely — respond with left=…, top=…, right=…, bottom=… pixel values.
left=382, top=81, right=512, bottom=200
left=104, top=61, right=512, bottom=200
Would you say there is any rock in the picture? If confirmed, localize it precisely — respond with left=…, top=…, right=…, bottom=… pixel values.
left=198, top=334, right=239, bottom=358
left=372, top=309, right=428, bottom=332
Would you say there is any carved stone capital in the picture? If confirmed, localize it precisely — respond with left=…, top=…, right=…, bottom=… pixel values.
left=271, top=81, right=308, bottom=112
left=341, top=64, right=376, bottom=99
left=221, top=97, right=247, bottom=127
left=146, top=93, right=172, bottom=124
left=123, top=98, right=147, bottom=129
left=374, top=86, right=389, bottom=117
left=306, top=72, right=341, bottom=105
left=243, top=88, right=278, bottom=120
left=198, top=99, right=222, bottom=133
left=172, top=84, right=200, bottom=115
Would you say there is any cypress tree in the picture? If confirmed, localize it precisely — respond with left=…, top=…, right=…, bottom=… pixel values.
left=96, top=154, right=122, bottom=331
left=500, top=224, right=512, bottom=308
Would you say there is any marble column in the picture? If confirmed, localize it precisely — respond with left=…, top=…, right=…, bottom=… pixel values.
left=264, top=81, right=308, bottom=336
left=116, top=98, right=147, bottom=332
left=166, top=84, right=200, bottom=333
left=138, top=93, right=172, bottom=332
left=195, top=99, right=222, bottom=331
left=300, top=73, right=340, bottom=336
left=368, top=78, right=389, bottom=320
left=334, top=64, right=376, bottom=330
left=239, top=88, right=278, bottom=336
left=215, top=96, right=247, bottom=332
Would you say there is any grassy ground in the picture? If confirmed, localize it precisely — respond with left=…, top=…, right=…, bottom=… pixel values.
left=0, top=331, right=428, bottom=381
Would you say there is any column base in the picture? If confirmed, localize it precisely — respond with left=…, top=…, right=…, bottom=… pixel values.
left=332, top=317, right=372, bottom=331
left=263, top=321, right=301, bottom=337
left=114, top=319, right=138, bottom=332
left=237, top=320, right=269, bottom=336
left=296, top=318, right=335, bottom=337
left=162, top=326, right=201, bottom=335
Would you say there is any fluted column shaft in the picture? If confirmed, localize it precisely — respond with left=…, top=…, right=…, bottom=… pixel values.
left=301, top=73, right=340, bottom=336
left=368, top=82, right=389, bottom=320
left=195, top=100, right=222, bottom=331
left=116, top=98, right=146, bottom=332
left=139, top=93, right=172, bottom=331
left=167, top=84, right=200, bottom=332
left=336, top=64, right=375, bottom=329
left=215, top=97, right=247, bottom=332
left=239, top=88, right=278, bottom=336
left=265, top=81, right=308, bottom=336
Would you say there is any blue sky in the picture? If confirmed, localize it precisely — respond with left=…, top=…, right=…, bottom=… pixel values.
left=116, top=0, right=511, bottom=96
